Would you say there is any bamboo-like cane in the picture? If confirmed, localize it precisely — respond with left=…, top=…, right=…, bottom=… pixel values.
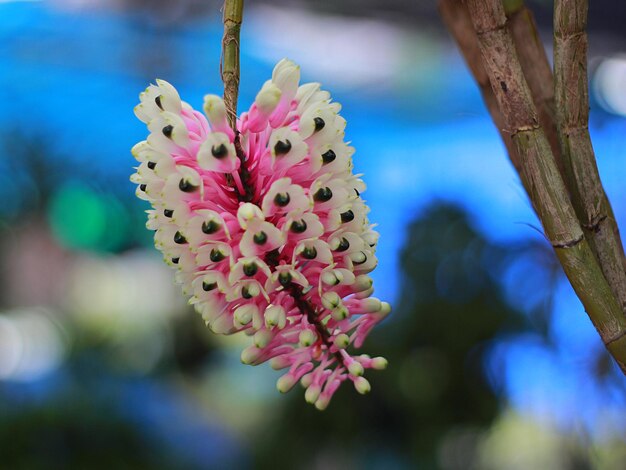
left=553, top=0, right=626, bottom=312
left=438, top=0, right=522, bottom=175
left=462, top=0, right=626, bottom=371
left=503, top=0, right=564, bottom=178
left=222, top=0, right=244, bottom=130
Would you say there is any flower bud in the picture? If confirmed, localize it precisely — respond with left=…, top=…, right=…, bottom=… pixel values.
left=331, top=305, right=349, bottom=321
left=254, top=329, right=274, bottom=348
left=360, top=297, right=382, bottom=313
left=372, top=356, right=388, bottom=370
left=354, top=286, right=374, bottom=299
left=241, top=345, right=263, bottom=365
left=348, top=361, right=364, bottom=377
left=315, top=395, right=331, bottom=411
left=380, top=302, right=392, bottom=316
left=321, top=270, right=341, bottom=286
left=299, top=329, right=317, bottom=347
left=324, top=269, right=346, bottom=286
left=321, top=291, right=341, bottom=310
left=354, top=377, right=371, bottom=395
left=208, top=313, right=233, bottom=334
left=353, top=275, right=373, bottom=292
left=305, top=384, right=322, bottom=404
left=272, top=59, right=300, bottom=93
left=264, top=304, right=287, bottom=329
left=300, top=373, right=313, bottom=388
left=203, top=94, right=227, bottom=125
left=255, top=81, right=282, bottom=114
left=237, top=203, right=264, bottom=229
left=277, top=373, right=297, bottom=393
left=234, top=304, right=256, bottom=327
left=334, top=333, right=350, bottom=349
left=270, top=356, right=291, bottom=370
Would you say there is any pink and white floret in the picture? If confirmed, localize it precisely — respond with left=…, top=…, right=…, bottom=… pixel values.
left=131, top=59, right=390, bottom=409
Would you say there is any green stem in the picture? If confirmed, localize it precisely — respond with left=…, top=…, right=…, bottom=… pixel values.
left=464, top=0, right=626, bottom=372
left=554, top=0, right=626, bottom=314
left=504, top=0, right=564, bottom=178
left=222, top=0, right=244, bottom=130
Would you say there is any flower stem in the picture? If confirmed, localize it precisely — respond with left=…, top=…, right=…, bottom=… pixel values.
left=221, top=0, right=244, bottom=130
left=221, top=0, right=253, bottom=202
left=463, top=0, right=626, bottom=372
left=289, top=286, right=345, bottom=368
left=554, top=0, right=626, bottom=313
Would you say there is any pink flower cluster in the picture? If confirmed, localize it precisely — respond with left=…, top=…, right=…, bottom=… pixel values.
left=132, top=59, right=390, bottom=409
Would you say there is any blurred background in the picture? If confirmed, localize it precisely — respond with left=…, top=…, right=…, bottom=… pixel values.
left=1, top=0, right=626, bottom=468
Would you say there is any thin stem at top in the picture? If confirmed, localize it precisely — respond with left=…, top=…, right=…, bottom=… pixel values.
left=221, top=0, right=244, bottom=130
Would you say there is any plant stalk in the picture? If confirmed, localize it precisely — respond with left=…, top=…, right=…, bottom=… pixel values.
left=438, top=0, right=521, bottom=175
left=222, top=0, right=244, bottom=130
left=464, top=0, right=626, bottom=372
left=503, top=0, right=564, bottom=178
left=554, top=0, right=626, bottom=312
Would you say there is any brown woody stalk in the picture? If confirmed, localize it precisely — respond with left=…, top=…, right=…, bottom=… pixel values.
left=463, top=0, right=626, bottom=371
left=222, top=0, right=244, bottom=130
left=503, top=0, right=563, bottom=177
left=439, top=0, right=521, bottom=175
left=554, top=0, right=626, bottom=312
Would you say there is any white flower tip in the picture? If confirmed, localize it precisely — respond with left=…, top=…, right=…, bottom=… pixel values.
left=321, top=271, right=338, bottom=286
left=254, top=330, right=273, bottom=348
left=203, top=94, right=227, bottom=122
left=246, top=283, right=261, bottom=298
left=152, top=79, right=182, bottom=113
left=234, top=304, right=255, bottom=327
left=331, top=305, right=349, bottom=321
left=155, top=78, right=172, bottom=89
left=305, top=385, right=321, bottom=404
left=272, top=58, right=301, bottom=92
left=241, top=345, right=262, bottom=365
left=361, top=298, right=382, bottom=313
left=237, top=203, right=264, bottom=229
left=239, top=203, right=258, bottom=219
left=208, top=313, right=233, bottom=334
left=264, top=304, right=287, bottom=329
left=348, top=361, right=364, bottom=377
left=372, top=357, right=388, bottom=370
left=300, top=373, right=313, bottom=388
left=130, top=141, right=146, bottom=159
left=321, top=291, right=341, bottom=310
left=354, top=286, right=375, bottom=300
left=273, top=58, right=299, bottom=77
left=380, top=301, right=392, bottom=316
left=298, top=329, right=317, bottom=348
left=270, top=355, right=290, bottom=370
left=255, top=81, right=282, bottom=114
left=133, top=104, right=147, bottom=122
left=159, top=112, right=189, bottom=146
left=354, top=275, right=373, bottom=292
left=314, top=396, right=330, bottom=411
left=277, top=374, right=297, bottom=393
left=354, top=377, right=371, bottom=395
left=334, top=334, right=350, bottom=349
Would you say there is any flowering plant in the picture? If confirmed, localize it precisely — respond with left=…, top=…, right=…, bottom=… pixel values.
left=132, top=59, right=389, bottom=409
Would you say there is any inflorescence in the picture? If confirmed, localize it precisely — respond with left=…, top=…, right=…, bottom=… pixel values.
left=132, top=59, right=390, bottom=409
